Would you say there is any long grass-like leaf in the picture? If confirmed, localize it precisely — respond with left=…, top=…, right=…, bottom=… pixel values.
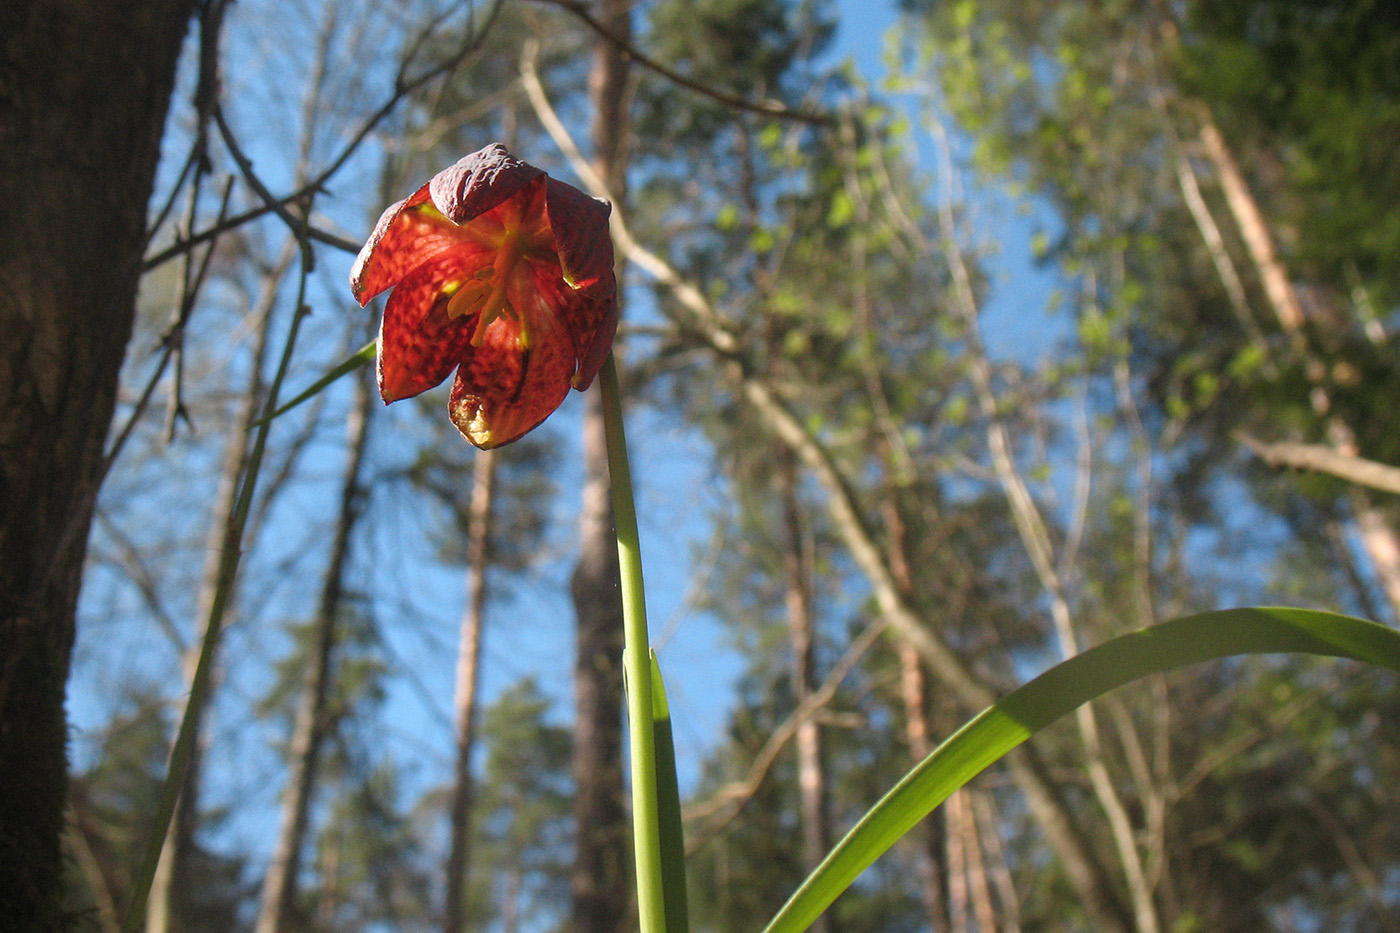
left=761, top=607, right=1400, bottom=933
left=651, top=652, right=690, bottom=933
left=250, top=340, right=374, bottom=427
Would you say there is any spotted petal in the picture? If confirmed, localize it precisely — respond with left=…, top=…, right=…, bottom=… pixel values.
left=376, top=251, right=487, bottom=402
left=523, top=255, right=618, bottom=391
left=543, top=177, right=615, bottom=299
left=448, top=276, right=576, bottom=448
left=350, top=184, right=473, bottom=304
left=568, top=291, right=619, bottom=390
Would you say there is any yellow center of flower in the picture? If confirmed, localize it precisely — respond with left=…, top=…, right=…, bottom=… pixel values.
left=441, top=196, right=552, bottom=351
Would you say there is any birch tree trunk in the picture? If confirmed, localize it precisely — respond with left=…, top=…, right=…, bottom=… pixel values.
left=570, top=1, right=633, bottom=928
left=252, top=354, right=375, bottom=933
left=442, top=447, right=497, bottom=933
left=778, top=452, right=835, bottom=933
left=0, top=3, right=192, bottom=924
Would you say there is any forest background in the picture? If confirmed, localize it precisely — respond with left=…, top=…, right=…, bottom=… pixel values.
left=4, top=0, right=1399, bottom=931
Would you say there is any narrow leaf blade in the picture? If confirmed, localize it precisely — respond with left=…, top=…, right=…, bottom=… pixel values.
left=761, top=608, right=1400, bottom=933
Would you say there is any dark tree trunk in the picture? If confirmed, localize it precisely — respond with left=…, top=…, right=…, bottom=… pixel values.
left=0, top=1, right=192, bottom=927
left=569, top=1, right=632, bottom=928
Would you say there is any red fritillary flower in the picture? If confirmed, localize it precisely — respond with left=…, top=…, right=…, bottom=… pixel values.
left=350, top=144, right=618, bottom=449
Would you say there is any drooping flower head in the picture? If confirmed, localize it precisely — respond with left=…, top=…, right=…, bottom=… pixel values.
left=350, top=144, right=618, bottom=448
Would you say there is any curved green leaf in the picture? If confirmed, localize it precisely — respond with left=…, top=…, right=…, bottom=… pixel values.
left=761, top=607, right=1400, bottom=933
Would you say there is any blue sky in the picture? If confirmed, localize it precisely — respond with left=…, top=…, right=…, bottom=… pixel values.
left=67, top=0, right=1073, bottom=873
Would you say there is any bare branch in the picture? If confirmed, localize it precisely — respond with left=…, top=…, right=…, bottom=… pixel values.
left=144, top=0, right=509, bottom=273
left=1238, top=434, right=1400, bottom=496
left=524, top=0, right=834, bottom=126
left=682, top=618, right=887, bottom=838
left=105, top=179, right=237, bottom=470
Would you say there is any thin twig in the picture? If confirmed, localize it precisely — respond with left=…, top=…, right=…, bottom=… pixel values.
left=214, top=106, right=319, bottom=266
left=104, top=178, right=236, bottom=470
left=683, top=618, right=888, bottom=840
left=525, top=0, right=833, bottom=126
left=144, top=0, right=508, bottom=273
left=145, top=145, right=203, bottom=252
left=166, top=175, right=236, bottom=441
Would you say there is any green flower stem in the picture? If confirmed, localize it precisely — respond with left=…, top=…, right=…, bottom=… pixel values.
left=599, top=352, right=667, bottom=933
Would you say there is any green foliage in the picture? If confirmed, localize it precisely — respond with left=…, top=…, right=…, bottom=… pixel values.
left=465, top=678, right=574, bottom=932
left=1180, top=0, right=1400, bottom=306
left=312, top=765, right=434, bottom=931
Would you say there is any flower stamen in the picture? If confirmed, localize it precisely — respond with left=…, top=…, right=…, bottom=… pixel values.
left=464, top=228, right=533, bottom=349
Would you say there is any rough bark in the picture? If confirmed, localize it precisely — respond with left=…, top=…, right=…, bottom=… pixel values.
left=253, top=361, right=374, bottom=933
left=569, top=1, right=633, bottom=929
left=0, top=1, right=193, bottom=927
left=442, top=448, right=497, bottom=933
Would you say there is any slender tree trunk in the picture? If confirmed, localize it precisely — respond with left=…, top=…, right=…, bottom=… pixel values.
left=777, top=452, right=835, bottom=933
left=975, top=791, right=1023, bottom=933
left=253, top=351, right=375, bottom=933
left=962, top=791, right=998, bottom=933
left=899, top=643, right=950, bottom=922
left=738, top=364, right=1136, bottom=932
left=570, top=1, right=633, bottom=929
left=570, top=385, right=629, bottom=931
left=316, top=800, right=343, bottom=930
left=442, top=448, right=497, bottom=933
left=502, top=859, right=523, bottom=933
left=880, top=482, right=952, bottom=929
left=928, top=116, right=1162, bottom=933
left=946, top=788, right=970, bottom=933
left=0, top=4, right=191, bottom=925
